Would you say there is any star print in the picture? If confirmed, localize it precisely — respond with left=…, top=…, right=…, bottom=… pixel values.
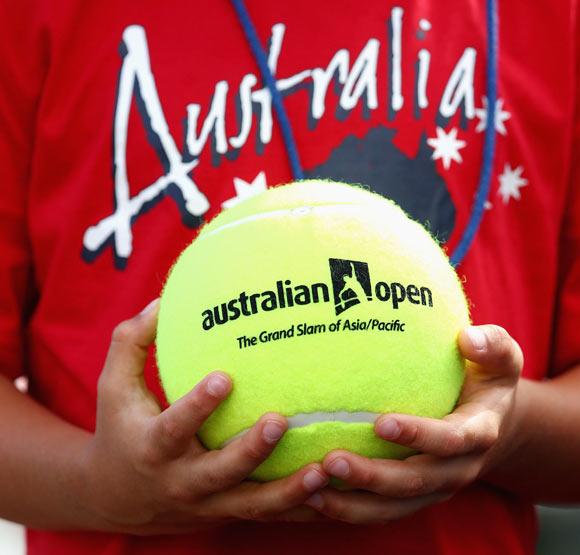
left=426, top=127, right=467, bottom=170
left=222, top=171, right=268, bottom=209
left=498, top=164, right=528, bottom=204
left=484, top=200, right=493, bottom=210
left=475, top=97, right=511, bottom=136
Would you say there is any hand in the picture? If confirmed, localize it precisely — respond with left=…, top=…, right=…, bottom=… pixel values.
left=80, top=299, right=329, bottom=535
left=305, top=325, right=523, bottom=524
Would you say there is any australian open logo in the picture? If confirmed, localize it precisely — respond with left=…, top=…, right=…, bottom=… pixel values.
left=329, top=258, right=373, bottom=316
left=201, top=257, right=433, bottom=330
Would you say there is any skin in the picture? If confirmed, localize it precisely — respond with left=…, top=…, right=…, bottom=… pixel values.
left=0, top=299, right=579, bottom=531
left=0, top=300, right=328, bottom=533
left=308, top=328, right=580, bottom=523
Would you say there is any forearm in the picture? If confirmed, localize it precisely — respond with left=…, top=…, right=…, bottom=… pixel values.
left=0, top=375, right=97, bottom=530
left=484, top=365, right=580, bottom=503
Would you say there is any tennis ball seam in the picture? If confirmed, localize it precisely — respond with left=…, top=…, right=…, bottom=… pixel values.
left=221, top=410, right=382, bottom=446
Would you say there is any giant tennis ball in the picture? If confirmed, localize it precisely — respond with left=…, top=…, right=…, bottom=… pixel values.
left=156, top=180, right=469, bottom=481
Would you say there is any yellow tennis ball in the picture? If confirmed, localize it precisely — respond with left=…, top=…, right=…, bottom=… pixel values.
left=156, top=180, right=469, bottom=481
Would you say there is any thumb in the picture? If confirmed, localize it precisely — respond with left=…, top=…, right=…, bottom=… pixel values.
left=97, top=298, right=161, bottom=414
left=458, top=325, right=523, bottom=381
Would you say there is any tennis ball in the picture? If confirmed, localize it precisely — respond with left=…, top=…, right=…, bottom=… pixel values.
left=156, top=180, right=470, bottom=481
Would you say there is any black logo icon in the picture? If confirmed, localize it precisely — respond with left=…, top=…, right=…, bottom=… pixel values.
left=329, top=258, right=373, bottom=316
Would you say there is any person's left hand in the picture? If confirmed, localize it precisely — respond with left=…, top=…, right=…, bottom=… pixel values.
left=304, top=325, right=523, bottom=524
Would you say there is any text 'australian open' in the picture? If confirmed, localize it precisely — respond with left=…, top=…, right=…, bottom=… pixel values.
left=201, top=259, right=433, bottom=331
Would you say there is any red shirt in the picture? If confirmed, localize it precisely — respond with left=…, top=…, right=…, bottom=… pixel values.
left=1, top=1, right=579, bottom=553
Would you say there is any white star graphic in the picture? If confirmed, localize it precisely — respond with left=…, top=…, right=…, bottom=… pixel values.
left=498, top=164, right=528, bottom=204
left=475, top=97, right=511, bottom=136
left=222, top=171, right=268, bottom=209
left=426, top=127, right=467, bottom=170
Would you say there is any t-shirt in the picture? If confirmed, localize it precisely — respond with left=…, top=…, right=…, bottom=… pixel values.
left=1, top=1, right=579, bottom=554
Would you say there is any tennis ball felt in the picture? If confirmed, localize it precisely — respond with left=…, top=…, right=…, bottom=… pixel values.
left=156, top=180, right=470, bottom=481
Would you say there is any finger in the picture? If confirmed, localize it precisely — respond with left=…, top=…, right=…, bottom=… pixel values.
left=204, top=463, right=329, bottom=521
left=458, top=325, right=523, bottom=381
left=323, top=450, right=481, bottom=497
left=98, top=299, right=160, bottom=412
left=187, top=413, right=289, bottom=493
left=125, top=475, right=331, bottom=533
left=305, top=487, right=451, bottom=525
left=147, top=372, right=232, bottom=459
left=374, top=409, right=500, bottom=457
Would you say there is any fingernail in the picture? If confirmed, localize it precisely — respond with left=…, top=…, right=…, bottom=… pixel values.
left=328, top=457, right=350, bottom=479
left=466, top=326, right=487, bottom=351
left=303, top=470, right=327, bottom=491
left=305, top=493, right=324, bottom=509
left=262, top=421, right=284, bottom=444
left=141, top=298, right=160, bottom=315
left=206, top=373, right=230, bottom=397
left=377, top=417, right=401, bottom=440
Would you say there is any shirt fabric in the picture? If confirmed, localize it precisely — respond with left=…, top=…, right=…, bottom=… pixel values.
left=0, top=1, right=579, bottom=554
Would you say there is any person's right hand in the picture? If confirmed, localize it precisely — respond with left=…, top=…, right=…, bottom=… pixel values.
left=80, top=299, right=329, bottom=535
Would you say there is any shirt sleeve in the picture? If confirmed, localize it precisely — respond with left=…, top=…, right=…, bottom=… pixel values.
left=0, top=1, right=48, bottom=380
left=551, top=8, right=580, bottom=376
left=551, top=164, right=580, bottom=375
